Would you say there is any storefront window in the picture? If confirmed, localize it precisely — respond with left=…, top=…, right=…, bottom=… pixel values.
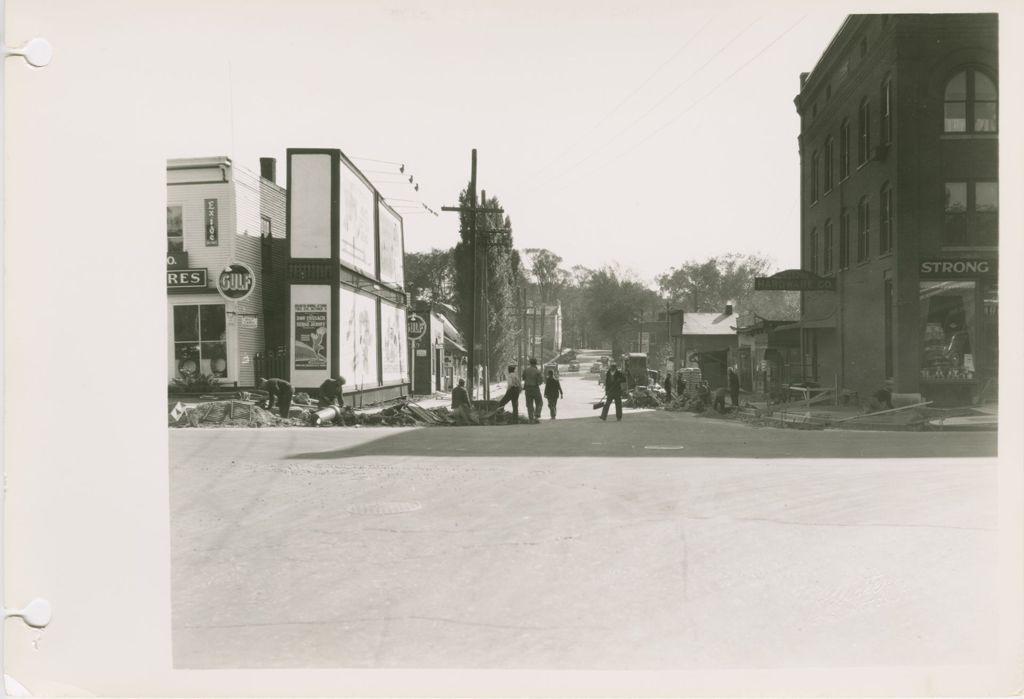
left=919, top=282, right=976, bottom=380
left=173, top=304, right=228, bottom=377
left=981, top=283, right=998, bottom=380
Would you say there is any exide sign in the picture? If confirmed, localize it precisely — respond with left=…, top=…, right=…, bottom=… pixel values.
left=217, top=262, right=256, bottom=302
left=919, top=259, right=995, bottom=278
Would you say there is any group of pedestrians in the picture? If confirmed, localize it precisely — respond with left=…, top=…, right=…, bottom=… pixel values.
left=492, top=358, right=564, bottom=424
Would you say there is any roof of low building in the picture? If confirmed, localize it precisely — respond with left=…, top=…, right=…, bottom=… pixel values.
left=682, top=312, right=737, bottom=336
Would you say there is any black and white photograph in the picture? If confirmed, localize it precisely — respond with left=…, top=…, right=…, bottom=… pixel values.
left=3, top=0, right=1022, bottom=696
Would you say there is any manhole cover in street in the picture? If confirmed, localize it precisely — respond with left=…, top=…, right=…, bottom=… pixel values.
left=345, top=501, right=422, bottom=515
left=644, top=445, right=685, bottom=450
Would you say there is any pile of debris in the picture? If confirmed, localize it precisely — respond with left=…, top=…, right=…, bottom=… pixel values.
left=625, top=385, right=667, bottom=408
left=168, top=399, right=301, bottom=428
left=169, top=394, right=522, bottom=429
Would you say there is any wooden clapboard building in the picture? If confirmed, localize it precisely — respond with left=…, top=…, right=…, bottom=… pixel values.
left=166, top=157, right=288, bottom=388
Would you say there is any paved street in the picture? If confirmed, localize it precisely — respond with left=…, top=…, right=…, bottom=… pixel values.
left=170, top=373, right=998, bottom=669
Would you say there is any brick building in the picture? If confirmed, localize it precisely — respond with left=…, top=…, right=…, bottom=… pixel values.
left=795, top=14, right=997, bottom=405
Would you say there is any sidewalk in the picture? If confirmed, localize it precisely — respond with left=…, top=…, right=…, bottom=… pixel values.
left=734, top=395, right=998, bottom=431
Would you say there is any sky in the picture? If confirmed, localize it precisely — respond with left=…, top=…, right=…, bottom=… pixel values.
left=120, top=0, right=858, bottom=285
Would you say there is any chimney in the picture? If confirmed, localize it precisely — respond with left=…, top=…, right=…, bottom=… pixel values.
left=725, top=303, right=734, bottom=316
left=259, top=157, right=277, bottom=183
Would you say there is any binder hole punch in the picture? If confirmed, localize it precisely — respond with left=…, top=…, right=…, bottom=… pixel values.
left=3, top=37, right=53, bottom=67
left=4, top=597, right=52, bottom=629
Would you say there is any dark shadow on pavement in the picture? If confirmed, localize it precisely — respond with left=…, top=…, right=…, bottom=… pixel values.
left=284, top=409, right=997, bottom=461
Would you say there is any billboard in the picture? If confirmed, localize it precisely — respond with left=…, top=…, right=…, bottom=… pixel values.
left=378, top=202, right=404, bottom=286
left=380, top=301, right=409, bottom=384
left=339, top=286, right=378, bottom=388
left=339, top=161, right=376, bottom=276
left=290, top=153, right=332, bottom=258
left=294, top=304, right=328, bottom=370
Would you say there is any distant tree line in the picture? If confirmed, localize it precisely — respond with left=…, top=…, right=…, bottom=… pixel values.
left=404, top=187, right=797, bottom=371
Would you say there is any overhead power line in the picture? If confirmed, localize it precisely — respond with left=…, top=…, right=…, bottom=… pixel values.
left=529, top=16, right=762, bottom=191
left=545, top=14, right=807, bottom=195
left=527, top=15, right=715, bottom=180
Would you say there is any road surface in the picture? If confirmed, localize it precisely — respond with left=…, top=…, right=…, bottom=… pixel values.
left=169, top=372, right=998, bottom=669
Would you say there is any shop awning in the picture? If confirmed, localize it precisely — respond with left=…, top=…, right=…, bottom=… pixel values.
left=775, top=317, right=837, bottom=332
left=444, top=336, right=467, bottom=354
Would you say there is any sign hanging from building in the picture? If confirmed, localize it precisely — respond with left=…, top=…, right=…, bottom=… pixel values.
left=204, top=198, right=219, bottom=246
left=294, top=303, right=328, bottom=370
left=919, top=258, right=995, bottom=278
left=217, top=262, right=255, bottom=302
left=166, top=269, right=207, bottom=289
left=407, top=313, right=427, bottom=340
left=754, top=269, right=836, bottom=291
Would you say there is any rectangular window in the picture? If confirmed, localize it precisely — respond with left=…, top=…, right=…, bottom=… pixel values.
left=167, top=205, right=184, bottom=252
left=839, top=210, right=850, bottom=269
left=824, top=139, right=834, bottom=193
left=879, top=186, right=893, bottom=253
left=919, top=281, right=976, bottom=380
left=839, top=121, right=850, bottom=179
left=173, top=304, right=228, bottom=378
left=810, top=152, right=819, bottom=203
left=881, top=79, right=893, bottom=144
left=261, top=216, right=271, bottom=238
left=858, top=100, right=871, bottom=165
left=974, top=182, right=998, bottom=245
left=823, top=220, right=834, bottom=274
left=809, top=228, right=819, bottom=274
left=857, top=199, right=870, bottom=262
left=943, top=181, right=968, bottom=245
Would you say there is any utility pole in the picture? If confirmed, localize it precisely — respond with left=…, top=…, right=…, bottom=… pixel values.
left=441, top=149, right=503, bottom=400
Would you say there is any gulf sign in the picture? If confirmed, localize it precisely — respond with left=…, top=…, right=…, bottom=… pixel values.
left=217, top=262, right=256, bottom=302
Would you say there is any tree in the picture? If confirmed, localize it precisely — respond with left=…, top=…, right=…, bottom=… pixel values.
left=404, top=247, right=455, bottom=303
left=657, top=253, right=776, bottom=313
left=452, top=186, right=520, bottom=381
left=582, top=266, right=659, bottom=358
left=522, top=248, right=569, bottom=303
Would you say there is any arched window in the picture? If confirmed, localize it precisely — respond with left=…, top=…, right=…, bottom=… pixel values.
left=880, top=76, right=893, bottom=144
left=857, top=196, right=870, bottom=262
left=810, top=150, right=820, bottom=203
left=809, top=227, right=819, bottom=274
left=839, top=119, right=850, bottom=179
left=858, top=98, right=871, bottom=165
left=879, top=183, right=893, bottom=254
left=944, top=69, right=998, bottom=133
left=839, top=209, right=850, bottom=269
left=823, top=219, right=834, bottom=274
left=823, top=137, right=834, bottom=193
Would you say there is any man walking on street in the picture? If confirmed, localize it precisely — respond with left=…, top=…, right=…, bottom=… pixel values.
left=600, top=361, right=627, bottom=421
left=663, top=371, right=673, bottom=401
left=544, top=369, right=564, bottom=420
left=522, top=357, right=544, bottom=424
left=494, top=365, right=522, bottom=424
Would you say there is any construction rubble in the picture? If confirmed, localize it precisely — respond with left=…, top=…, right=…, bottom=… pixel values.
left=168, top=394, right=521, bottom=429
